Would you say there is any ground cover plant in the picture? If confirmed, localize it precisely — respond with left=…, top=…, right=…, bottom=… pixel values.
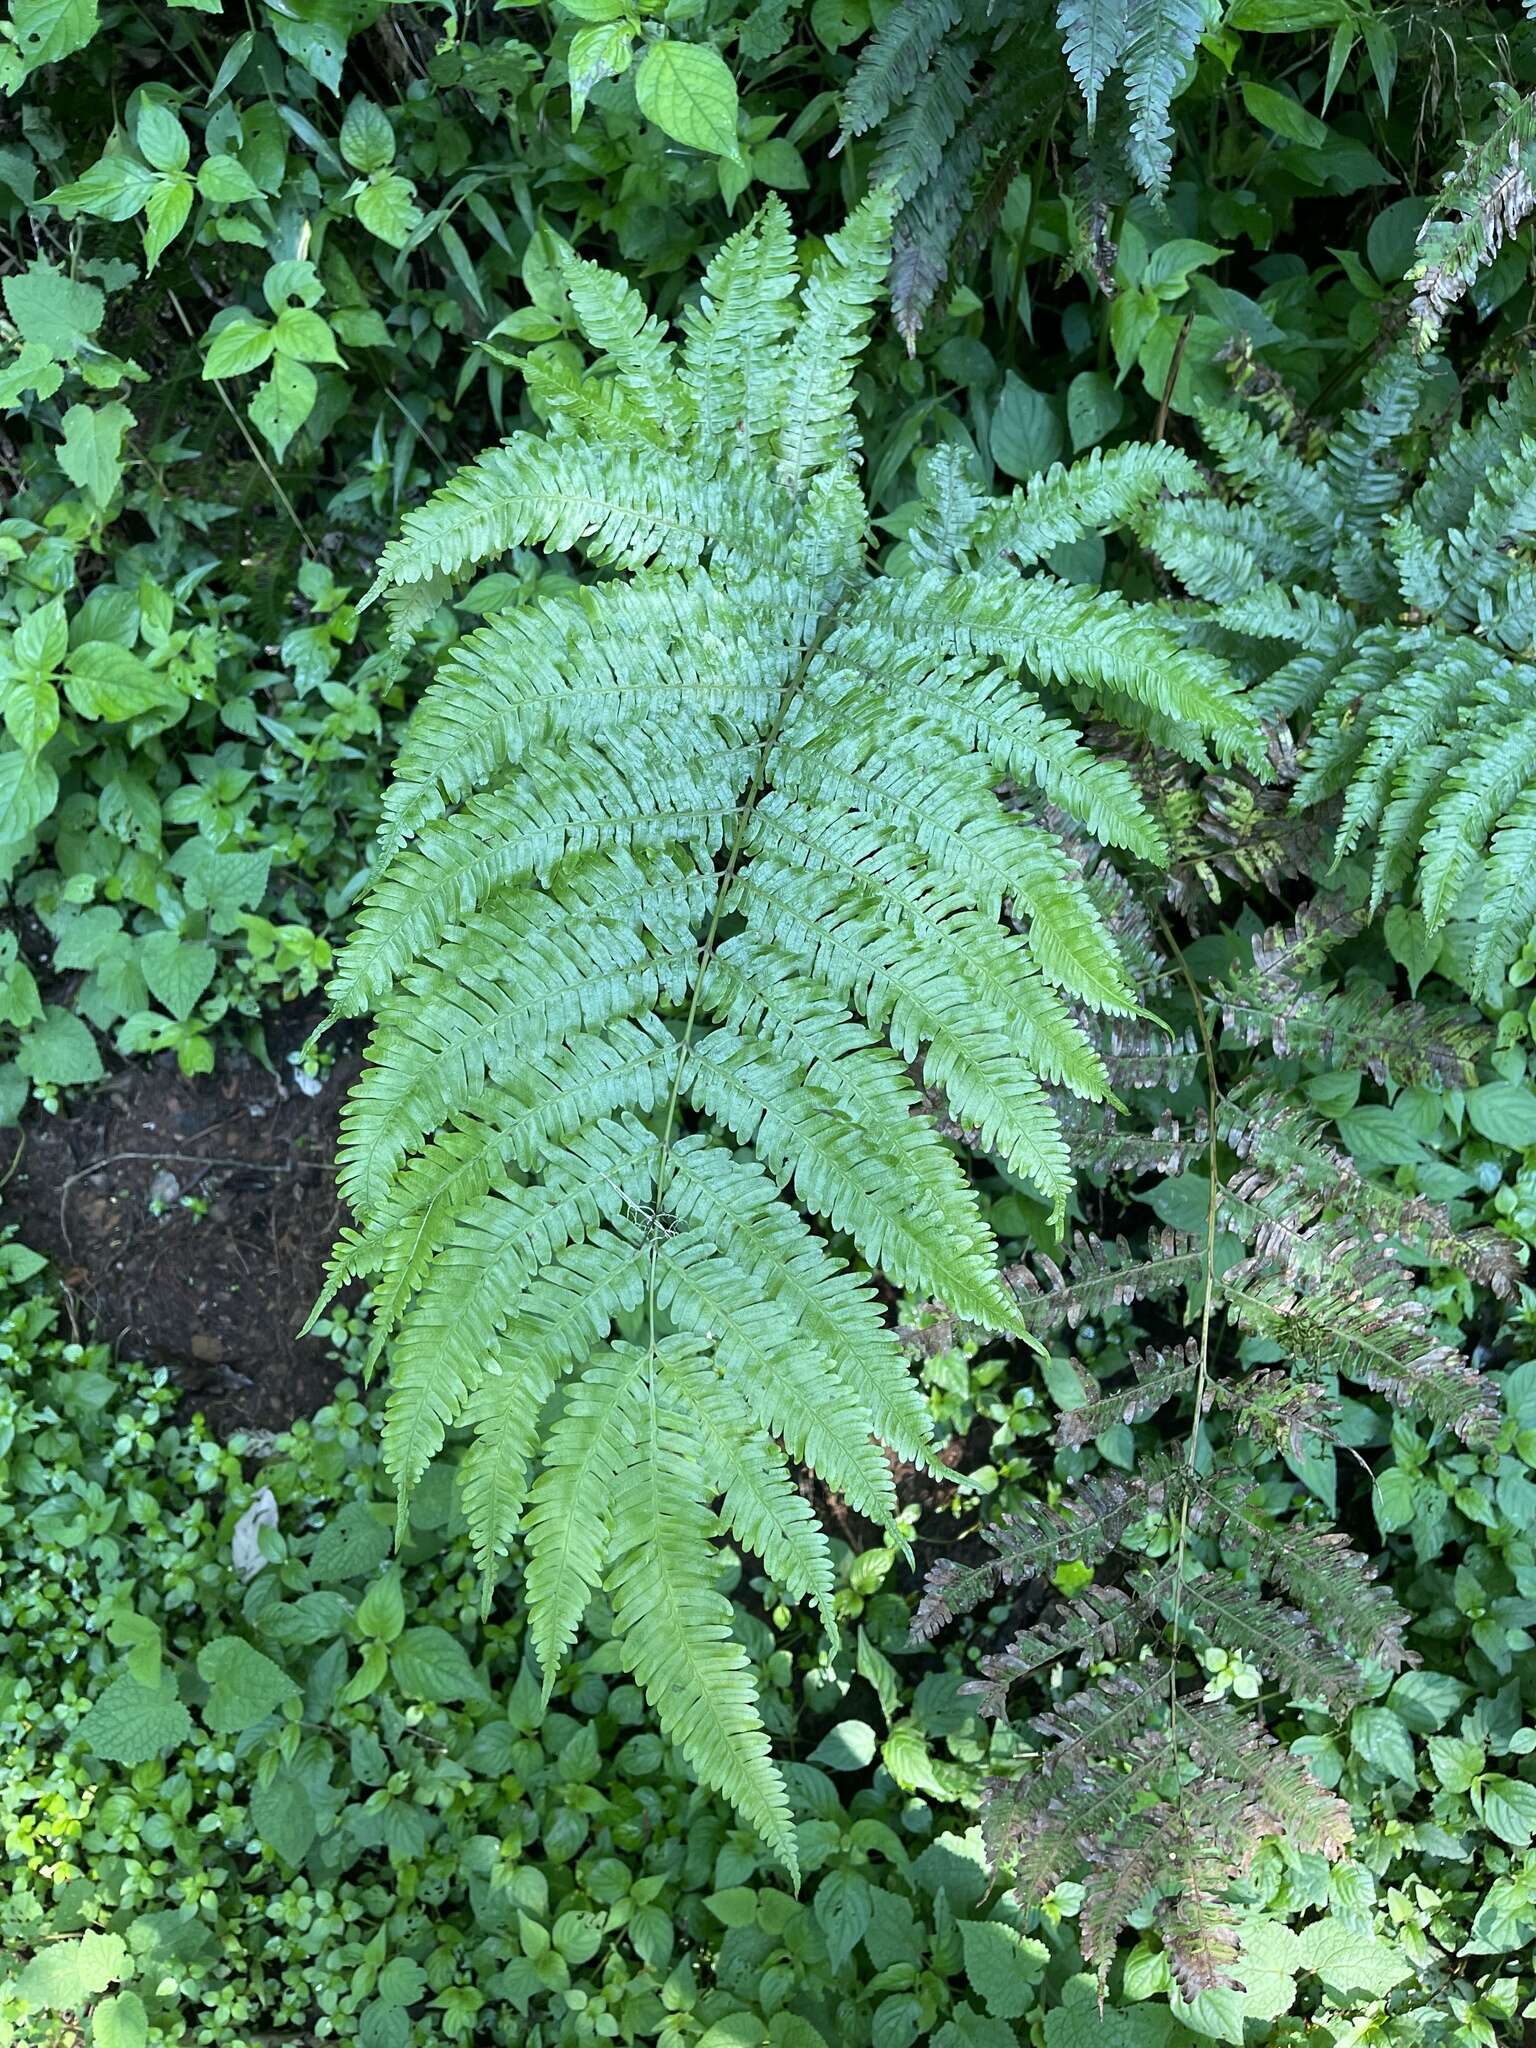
left=7, top=2, right=1536, bottom=2044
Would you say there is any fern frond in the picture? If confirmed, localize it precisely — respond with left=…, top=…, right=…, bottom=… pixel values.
left=560, top=252, right=684, bottom=443
left=1121, top=0, right=1205, bottom=196
left=1008, top=1227, right=1205, bottom=1336
left=1056, top=1339, right=1203, bottom=1447
left=658, top=1340, right=835, bottom=1627
left=606, top=1345, right=799, bottom=1875
left=839, top=0, right=970, bottom=141
left=1223, top=1252, right=1501, bottom=1444
left=1180, top=1698, right=1354, bottom=1859
left=679, top=199, right=799, bottom=447
left=1199, top=1494, right=1414, bottom=1671
left=1169, top=1570, right=1366, bottom=1712
left=330, top=203, right=1260, bottom=1857
left=1407, top=84, right=1536, bottom=349
left=1058, top=0, right=1130, bottom=123
left=523, top=1341, right=650, bottom=1697
left=976, top=441, right=1205, bottom=568
left=776, top=191, right=897, bottom=490
left=966, top=1582, right=1149, bottom=1717
left=1215, top=904, right=1491, bottom=1089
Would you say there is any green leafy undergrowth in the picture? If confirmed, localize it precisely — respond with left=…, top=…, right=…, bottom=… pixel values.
left=0, top=1256, right=1062, bottom=2048
left=4, top=1230, right=1536, bottom=2046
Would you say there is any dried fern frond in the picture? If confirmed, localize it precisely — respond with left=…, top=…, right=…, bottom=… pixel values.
left=1007, top=1227, right=1205, bottom=1336
left=1408, top=84, right=1536, bottom=349
left=1055, top=1338, right=1204, bottom=1447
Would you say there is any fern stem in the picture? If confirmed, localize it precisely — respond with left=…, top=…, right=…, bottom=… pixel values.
left=643, top=606, right=846, bottom=1346
left=1152, top=909, right=1223, bottom=1738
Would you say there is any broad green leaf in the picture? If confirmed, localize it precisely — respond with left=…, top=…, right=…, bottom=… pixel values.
left=1476, top=1774, right=1536, bottom=1847
left=355, top=1566, right=406, bottom=1643
left=51, top=152, right=160, bottom=221
left=273, top=305, right=344, bottom=364
left=806, top=1719, right=876, bottom=1771
left=197, top=152, right=262, bottom=202
left=135, top=100, right=189, bottom=172
left=1466, top=1081, right=1536, bottom=1150
left=2, top=675, right=59, bottom=758
left=93, top=1992, right=149, bottom=2048
left=15, top=1931, right=128, bottom=2012
left=249, top=355, right=318, bottom=458
left=139, top=932, right=215, bottom=1021
left=251, top=1770, right=318, bottom=1866
left=74, top=1673, right=193, bottom=1763
left=959, top=1919, right=1047, bottom=2020
left=17, top=1005, right=104, bottom=1086
left=142, top=174, right=193, bottom=269
left=1, top=0, right=98, bottom=88
left=13, top=594, right=68, bottom=676
left=339, top=94, right=394, bottom=172
left=1240, top=80, right=1328, bottom=148
left=1294, top=1919, right=1413, bottom=2000
left=1067, top=369, right=1124, bottom=451
left=813, top=1867, right=872, bottom=1969
left=634, top=39, right=741, bottom=160
left=569, top=20, right=635, bottom=124
left=265, top=0, right=353, bottom=91
left=354, top=170, right=422, bottom=248
left=196, top=1635, right=301, bottom=1733
left=990, top=372, right=1063, bottom=481
left=203, top=316, right=276, bottom=379
left=1, top=260, right=103, bottom=355
left=1349, top=1705, right=1416, bottom=1783
left=389, top=1625, right=488, bottom=1703
left=63, top=643, right=183, bottom=722
left=57, top=400, right=133, bottom=508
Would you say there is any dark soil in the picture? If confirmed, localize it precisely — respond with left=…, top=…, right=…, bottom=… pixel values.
left=6, top=1009, right=361, bottom=1438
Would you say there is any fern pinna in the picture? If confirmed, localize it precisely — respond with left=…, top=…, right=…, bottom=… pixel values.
left=314, top=196, right=1263, bottom=1867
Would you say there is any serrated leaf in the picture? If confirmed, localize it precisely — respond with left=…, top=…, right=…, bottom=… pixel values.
left=139, top=933, right=215, bottom=1021
left=75, top=1673, right=193, bottom=1764
left=17, top=1006, right=104, bottom=1087
left=959, top=1919, right=1047, bottom=2019
left=355, top=170, right=422, bottom=248
left=339, top=94, right=395, bottom=172
left=251, top=1769, right=318, bottom=1866
left=196, top=1635, right=300, bottom=1733
left=2, top=0, right=99, bottom=86
left=390, top=1625, right=487, bottom=1703
left=15, top=1931, right=127, bottom=2012
left=135, top=100, right=189, bottom=172
left=93, top=1991, right=149, bottom=2048
left=1476, top=1773, right=1536, bottom=1847
left=50, top=152, right=159, bottom=221
left=57, top=400, right=133, bottom=509
left=634, top=39, right=741, bottom=160
left=2, top=260, right=103, bottom=355
left=203, top=316, right=276, bottom=379
left=249, top=355, right=317, bottom=459
left=142, top=174, right=193, bottom=269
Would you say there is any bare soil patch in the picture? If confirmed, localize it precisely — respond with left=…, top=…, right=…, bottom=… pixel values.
left=6, top=1011, right=360, bottom=1437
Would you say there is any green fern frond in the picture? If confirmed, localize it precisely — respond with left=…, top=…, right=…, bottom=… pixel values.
left=606, top=1347, right=799, bottom=1876
left=328, top=203, right=1260, bottom=1858
left=1121, top=0, right=1205, bottom=196
left=1057, top=0, right=1130, bottom=123
left=838, top=0, right=971, bottom=142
